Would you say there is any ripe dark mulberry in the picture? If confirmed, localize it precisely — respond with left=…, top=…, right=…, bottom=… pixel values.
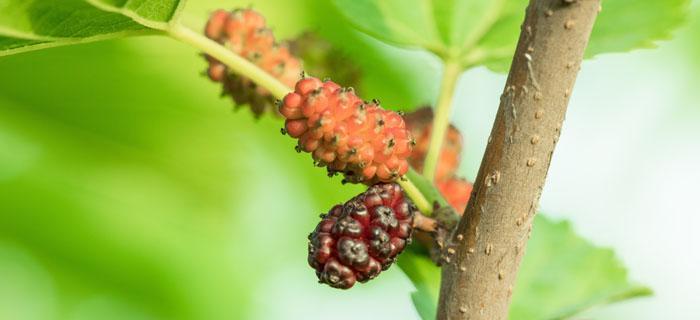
left=204, top=9, right=302, bottom=117
left=308, top=183, right=416, bottom=289
left=404, top=107, right=462, bottom=182
left=282, top=77, right=414, bottom=184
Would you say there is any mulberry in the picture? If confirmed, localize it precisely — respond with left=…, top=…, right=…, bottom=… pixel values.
left=281, top=77, right=414, bottom=184
left=404, top=107, right=462, bottom=182
left=308, top=183, right=416, bottom=289
left=405, top=108, right=473, bottom=213
left=437, top=177, right=473, bottom=214
left=204, top=9, right=302, bottom=117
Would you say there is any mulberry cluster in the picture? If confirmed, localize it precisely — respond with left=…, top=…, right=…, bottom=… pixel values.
left=204, top=9, right=302, bottom=117
left=308, top=183, right=416, bottom=289
left=281, top=77, right=414, bottom=184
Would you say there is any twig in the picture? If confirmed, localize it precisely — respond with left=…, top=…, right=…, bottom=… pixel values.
left=436, top=1, right=601, bottom=319
left=413, top=213, right=438, bottom=233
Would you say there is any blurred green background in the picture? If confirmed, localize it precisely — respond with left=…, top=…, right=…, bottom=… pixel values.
left=1, top=0, right=699, bottom=319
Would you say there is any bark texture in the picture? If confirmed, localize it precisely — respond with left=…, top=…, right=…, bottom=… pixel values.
left=436, top=1, right=600, bottom=319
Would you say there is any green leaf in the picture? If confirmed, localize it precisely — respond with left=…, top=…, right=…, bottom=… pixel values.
left=397, top=249, right=440, bottom=320
left=88, top=0, right=185, bottom=23
left=0, top=0, right=185, bottom=57
left=509, top=217, right=652, bottom=319
left=332, top=0, right=690, bottom=72
left=0, top=36, right=46, bottom=51
left=0, top=0, right=437, bottom=113
left=331, top=0, right=520, bottom=63
left=305, top=0, right=438, bottom=112
left=330, top=0, right=445, bottom=53
left=398, top=215, right=651, bottom=320
left=586, top=0, right=690, bottom=58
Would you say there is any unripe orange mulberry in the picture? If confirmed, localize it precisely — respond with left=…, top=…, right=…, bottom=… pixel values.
left=204, top=9, right=302, bottom=117
left=281, top=77, right=414, bottom=184
left=404, top=107, right=462, bottom=182
left=437, top=177, right=473, bottom=214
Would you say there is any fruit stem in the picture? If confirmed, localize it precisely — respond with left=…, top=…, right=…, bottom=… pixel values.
left=413, top=213, right=438, bottom=233
left=168, top=23, right=293, bottom=100
left=399, top=177, right=432, bottom=215
left=423, top=60, right=462, bottom=182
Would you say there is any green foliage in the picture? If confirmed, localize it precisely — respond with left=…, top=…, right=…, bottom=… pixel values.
left=397, top=249, right=440, bottom=320
left=399, top=215, right=652, bottom=320
left=676, top=1, right=700, bottom=77
left=331, top=0, right=523, bottom=69
left=510, top=217, right=653, bottom=319
left=332, top=0, right=690, bottom=72
left=329, top=0, right=446, bottom=53
left=0, top=0, right=184, bottom=56
left=0, top=0, right=691, bottom=100
left=587, top=0, right=690, bottom=58
left=0, top=0, right=437, bottom=111
left=88, top=0, right=184, bottom=23
left=0, top=1, right=658, bottom=319
left=0, top=35, right=362, bottom=319
left=301, top=0, right=438, bottom=111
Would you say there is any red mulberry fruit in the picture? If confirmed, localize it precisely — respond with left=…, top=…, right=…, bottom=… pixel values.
left=404, top=107, right=462, bottom=182
left=437, top=177, right=473, bottom=214
left=281, top=76, right=414, bottom=184
left=204, top=9, right=302, bottom=117
left=405, top=108, right=473, bottom=213
left=308, top=183, right=416, bottom=289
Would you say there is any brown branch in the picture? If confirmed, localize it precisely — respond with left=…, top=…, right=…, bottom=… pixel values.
left=435, top=0, right=600, bottom=319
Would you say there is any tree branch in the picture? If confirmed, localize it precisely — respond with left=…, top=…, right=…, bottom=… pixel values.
left=436, top=1, right=600, bottom=319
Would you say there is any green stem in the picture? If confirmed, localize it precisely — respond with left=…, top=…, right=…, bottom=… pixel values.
left=423, top=60, right=462, bottom=182
left=398, top=178, right=432, bottom=215
left=167, top=23, right=292, bottom=100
